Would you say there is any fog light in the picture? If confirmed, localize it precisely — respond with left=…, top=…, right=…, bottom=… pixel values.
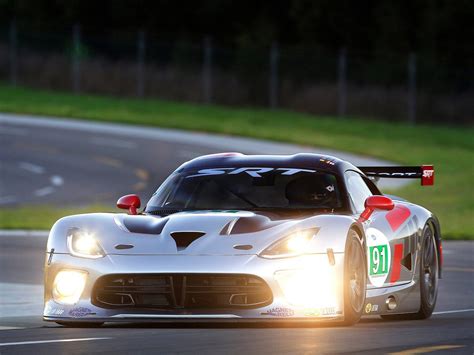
left=386, top=296, right=397, bottom=310
left=52, top=270, right=87, bottom=304
left=275, top=266, right=339, bottom=309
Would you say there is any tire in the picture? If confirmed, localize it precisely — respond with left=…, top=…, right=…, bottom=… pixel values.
left=342, top=229, right=367, bottom=325
left=381, top=223, right=439, bottom=320
left=56, top=321, right=104, bottom=328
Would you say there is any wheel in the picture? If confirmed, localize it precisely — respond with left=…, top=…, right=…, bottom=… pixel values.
left=381, top=223, right=439, bottom=320
left=56, top=321, right=104, bottom=328
left=342, top=229, right=367, bottom=325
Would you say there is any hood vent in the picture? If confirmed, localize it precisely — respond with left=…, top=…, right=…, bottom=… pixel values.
left=401, top=253, right=412, bottom=270
left=170, top=231, right=206, bottom=248
left=221, top=215, right=285, bottom=235
left=123, top=216, right=169, bottom=235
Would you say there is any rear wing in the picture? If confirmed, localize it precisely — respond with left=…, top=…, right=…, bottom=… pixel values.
left=358, top=165, right=434, bottom=186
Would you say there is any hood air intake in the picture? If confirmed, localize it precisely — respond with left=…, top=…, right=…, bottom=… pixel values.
left=170, top=231, right=206, bottom=248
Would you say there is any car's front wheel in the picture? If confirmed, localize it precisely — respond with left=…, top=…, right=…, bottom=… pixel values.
left=342, top=229, right=367, bottom=325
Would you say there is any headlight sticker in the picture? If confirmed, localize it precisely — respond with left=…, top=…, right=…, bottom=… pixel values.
left=366, top=228, right=391, bottom=287
left=69, top=307, right=95, bottom=318
left=260, top=307, right=295, bottom=317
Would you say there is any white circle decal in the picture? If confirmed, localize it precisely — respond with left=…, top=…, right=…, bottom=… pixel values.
left=366, top=228, right=391, bottom=287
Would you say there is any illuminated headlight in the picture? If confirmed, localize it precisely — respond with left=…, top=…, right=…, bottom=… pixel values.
left=260, top=228, right=318, bottom=258
left=67, top=229, right=105, bottom=259
left=275, top=262, right=339, bottom=309
left=52, top=270, right=87, bottom=304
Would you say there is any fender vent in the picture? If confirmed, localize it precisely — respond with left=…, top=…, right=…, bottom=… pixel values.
left=401, top=253, right=412, bottom=270
left=123, top=216, right=169, bottom=235
left=170, top=231, right=205, bottom=248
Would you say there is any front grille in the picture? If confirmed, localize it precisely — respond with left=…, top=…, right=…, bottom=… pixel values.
left=92, top=274, right=273, bottom=310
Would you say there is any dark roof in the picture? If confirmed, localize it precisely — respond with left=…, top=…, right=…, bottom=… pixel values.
left=178, top=152, right=357, bottom=174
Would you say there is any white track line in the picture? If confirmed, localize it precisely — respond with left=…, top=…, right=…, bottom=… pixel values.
left=34, top=186, right=55, bottom=196
left=19, top=162, right=45, bottom=174
left=433, top=309, right=474, bottom=315
left=0, top=337, right=112, bottom=347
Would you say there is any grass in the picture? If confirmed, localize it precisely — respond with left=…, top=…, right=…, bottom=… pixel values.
left=0, top=205, right=111, bottom=230
left=0, top=84, right=472, bottom=239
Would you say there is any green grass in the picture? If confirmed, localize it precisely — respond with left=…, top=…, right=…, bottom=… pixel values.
left=0, top=205, right=111, bottom=230
left=0, top=84, right=472, bottom=239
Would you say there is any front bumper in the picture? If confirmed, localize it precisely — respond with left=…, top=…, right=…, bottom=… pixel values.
left=43, top=252, right=344, bottom=322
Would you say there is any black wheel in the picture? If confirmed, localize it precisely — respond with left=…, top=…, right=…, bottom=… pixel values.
left=342, top=229, right=367, bottom=325
left=56, top=321, right=104, bottom=328
left=381, top=223, right=438, bottom=320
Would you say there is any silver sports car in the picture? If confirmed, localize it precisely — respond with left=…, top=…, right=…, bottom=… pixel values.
left=43, top=153, right=441, bottom=326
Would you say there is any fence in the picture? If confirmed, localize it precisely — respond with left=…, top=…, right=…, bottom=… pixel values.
left=1, top=22, right=472, bottom=125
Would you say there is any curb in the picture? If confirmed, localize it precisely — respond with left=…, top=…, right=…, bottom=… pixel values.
left=0, top=230, right=49, bottom=237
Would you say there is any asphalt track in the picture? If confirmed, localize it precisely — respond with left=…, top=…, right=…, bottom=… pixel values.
left=0, top=113, right=473, bottom=354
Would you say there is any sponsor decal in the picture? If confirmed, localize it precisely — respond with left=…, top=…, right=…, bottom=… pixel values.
left=261, top=307, right=295, bottom=317
left=365, top=303, right=379, bottom=313
left=45, top=305, right=65, bottom=316
left=363, top=171, right=418, bottom=178
left=366, top=228, right=391, bottom=287
left=69, top=307, right=94, bottom=318
left=326, top=185, right=335, bottom=192
left=305, top=309, right=320, bottom=317
left=187, top=167, right=316, bottom=179
left=305, top=307, right=337, bottom=317
left=421, top=165, right=434, bottom=186
left=422, top=169, right=434, bottom=178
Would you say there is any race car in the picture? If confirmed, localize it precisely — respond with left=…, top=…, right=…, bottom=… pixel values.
left=43, top=153, right=441, bottom=326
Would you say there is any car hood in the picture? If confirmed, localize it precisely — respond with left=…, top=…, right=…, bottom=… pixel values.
left=50, top=210, right=355, bottom=256
left=110, top=211, right=300, bottom=255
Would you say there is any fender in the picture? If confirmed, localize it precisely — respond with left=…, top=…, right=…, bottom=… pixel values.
left=309, top=215, right=362, bottom=253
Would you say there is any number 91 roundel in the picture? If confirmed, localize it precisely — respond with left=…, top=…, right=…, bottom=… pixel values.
left=366, top=228, right=391, bottom=287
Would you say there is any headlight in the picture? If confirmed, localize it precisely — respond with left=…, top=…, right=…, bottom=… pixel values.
left=52, top=270, right=87, bottom=304
left=67, top=228, right=105, bottom=259
left=260, top=228, right=319, bottom=258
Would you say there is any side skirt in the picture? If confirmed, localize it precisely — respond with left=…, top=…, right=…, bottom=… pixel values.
left=363, top=281, right=420, bottom=316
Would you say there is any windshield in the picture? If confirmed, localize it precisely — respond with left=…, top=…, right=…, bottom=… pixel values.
left=145, top=167, right=343, bottom=213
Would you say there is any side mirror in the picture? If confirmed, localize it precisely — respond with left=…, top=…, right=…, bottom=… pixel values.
left=117, top=194, right=141, bottom=215
left=359, top=195, right=394, bottom=222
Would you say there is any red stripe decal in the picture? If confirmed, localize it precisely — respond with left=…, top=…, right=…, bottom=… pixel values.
left=386, top=205, right=411, bottom=231
left=390, top=243, right=404, bottom=283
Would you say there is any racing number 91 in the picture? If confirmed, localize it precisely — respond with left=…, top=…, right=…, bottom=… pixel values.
left=369, top=245, right=388, bottom=275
